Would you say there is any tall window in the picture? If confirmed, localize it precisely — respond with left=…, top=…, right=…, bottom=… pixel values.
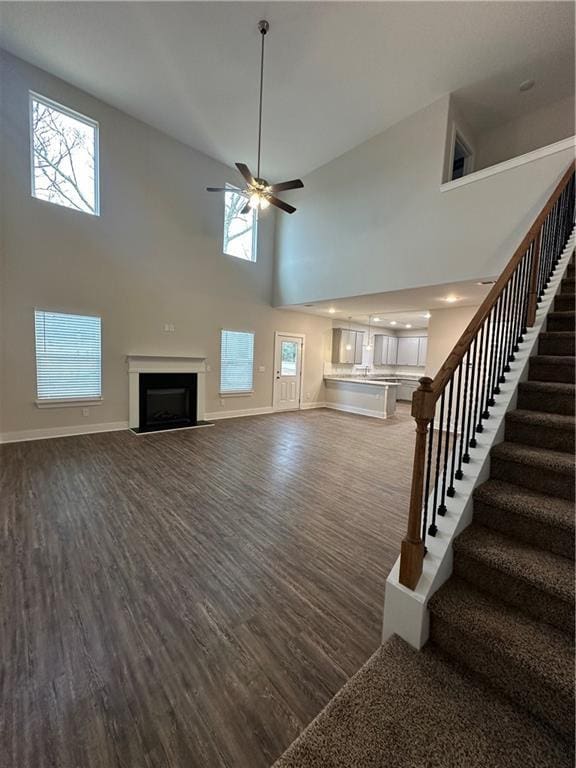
left=30, top=92, right=99, bottom=215
left=223, top=185, right=257, bottom=262
left=220, top=330, right=254, bottom=394
left=35, top=310, right=102, bottom=401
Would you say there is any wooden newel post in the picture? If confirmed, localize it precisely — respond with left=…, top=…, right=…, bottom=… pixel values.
left=399, top=376, right=436, bottom=590
left=526, top=230, right=542, bottom=328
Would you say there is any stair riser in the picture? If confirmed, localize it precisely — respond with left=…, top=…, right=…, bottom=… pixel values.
left=517, top=388, right=575, bottom=415
left=561, top=278, right=575, bottom=294
left=505, top=419, right=575, bottom=453
left=473, top=499, right=575, bottom=560
left=453, top=552, right=572, bottom=633
left=491, top=456, right=574, bottom=500
left=538, top=335, right=575, bottom=356
left=429, top=617, right=574, bottom=741
left=547, top=315, right=575, bottom=332
left=554, top=294, right=575, bottom=312
left=528, top=359, right=575, bottom=384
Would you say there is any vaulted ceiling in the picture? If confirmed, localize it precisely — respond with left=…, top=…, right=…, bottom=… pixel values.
left=0, top=2, right=573, bottom=179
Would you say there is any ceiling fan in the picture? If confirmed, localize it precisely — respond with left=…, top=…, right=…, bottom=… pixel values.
left=207, top=20, right=304, bottom=214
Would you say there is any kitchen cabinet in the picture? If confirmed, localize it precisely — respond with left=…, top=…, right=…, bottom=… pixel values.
left=417, top=336, right=428, bottom=367
left=396, top=379, right=420, bottom=401
left=373, top=334, right=398, bottom=366
left=331, top=328, right=365, bottom=364
left=397, top=336, right=420, bottom=366
left=397, top=336, right=428, bottom=367
left=387, top=336, right=398, bottom=365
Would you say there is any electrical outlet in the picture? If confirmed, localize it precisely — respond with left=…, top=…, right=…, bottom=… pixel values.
left=220, top=399, right=225, bottom=407
left=305, top=392, right=311, bottom=400
left=82, top=408, right=89, bottom=417
left=258, top=365, right=265, bottom=373
left=163, top=323, right=175, bottom=332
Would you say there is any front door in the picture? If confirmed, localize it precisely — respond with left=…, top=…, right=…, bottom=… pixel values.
left=273, top=333, right=303, bottom=411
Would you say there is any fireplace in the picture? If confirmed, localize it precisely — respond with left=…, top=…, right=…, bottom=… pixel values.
left=139, top=373, right=197, bottom=432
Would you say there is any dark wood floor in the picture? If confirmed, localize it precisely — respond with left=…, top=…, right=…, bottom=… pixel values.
left=1, top=405, right=415, bottom=768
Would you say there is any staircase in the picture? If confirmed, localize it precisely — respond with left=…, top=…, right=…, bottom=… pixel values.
left=274, top=255, right=575, bottom=767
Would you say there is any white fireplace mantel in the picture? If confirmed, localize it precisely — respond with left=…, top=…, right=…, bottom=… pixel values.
left=126, top=354, right=207, bottom=428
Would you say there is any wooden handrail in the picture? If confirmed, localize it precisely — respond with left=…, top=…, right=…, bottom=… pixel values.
left=399, top=161, right=575, bottom=591
left=430, top=161, right=575, bottom=404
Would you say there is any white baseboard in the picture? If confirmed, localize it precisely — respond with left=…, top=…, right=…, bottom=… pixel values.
left=324, top=402, right=387, bottom=419
left=300, top=401, right=327, bottom=410
left=0, top=421, right=129, bottom=444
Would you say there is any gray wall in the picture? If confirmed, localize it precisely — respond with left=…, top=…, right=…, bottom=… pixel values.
left=474, top=94, right=575, bottom=170
left=274, top=94, right=573, bottom=307
left=0, top=51, right=331, bottom=436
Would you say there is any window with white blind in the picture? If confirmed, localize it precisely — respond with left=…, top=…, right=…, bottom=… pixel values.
left=34, top=310, right=102, bottom=401
left=220, top=330, right=254, bottom=394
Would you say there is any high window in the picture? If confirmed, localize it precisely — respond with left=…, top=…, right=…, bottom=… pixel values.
left=223, top=185, right=257, bottom=262
left=220, top=330, right=254, bottom=394
left=34, top=310, right=102, bottom=401
left=30, top=92, right=99, bottom=215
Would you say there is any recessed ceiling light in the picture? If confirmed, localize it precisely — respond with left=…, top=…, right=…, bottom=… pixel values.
left=390, top=320, right=397, bottom=326
left=519, top=79, right=535, bottom=92
left=443, top=295, right=460, bottom=303
left=304, top=304, right=314, bottom=307
left=477, top=280, right=496, bottom=286
left=405, top=323, right=412, bottom=328
left=373, top=317, right=381, bottom=322
left=328, top=307, right=336, bottom=314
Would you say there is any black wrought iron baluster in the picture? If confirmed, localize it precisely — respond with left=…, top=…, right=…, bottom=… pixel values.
left=503, top=273, right=514, bottom=371
left=520, top=246, right=533, bottom=337
left=455, top=347, right=471, bottom=480
left=497, top=282, right=510, bottom=385
left=508, top=263, right=520, bottom=361
left=438, top=375, right=454, bottom=516
left=470, top=323, right=484, bottom=445
left=421, top=415, right=435, bottom=545
left=447, top=362, right=462, bottom=497
left=491, top=292, right=504, bottom=398
left=427, top=414, right=439, bottom=537
left=481, top=308, right=494, bottom=419
left=516, top=251, right=529, bottom=345
left=431, top=391, right=445, bottom=527
left=463, top=336, right=478, bottom=461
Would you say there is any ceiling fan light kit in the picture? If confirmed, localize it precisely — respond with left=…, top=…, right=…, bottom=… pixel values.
left=206, top=20, right=304, bottom=214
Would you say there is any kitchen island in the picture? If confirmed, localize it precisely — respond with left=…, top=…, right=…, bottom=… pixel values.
left=324, top=376, right=400, bottom=419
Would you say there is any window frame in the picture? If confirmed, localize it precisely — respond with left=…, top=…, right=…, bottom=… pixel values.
left=34, top=308, right=103, bottom=407
left=222, top=184, right=258, bottom=263
left=219, top=328, right=255, bottom=396
left=29, top=91, right=100, bottom=216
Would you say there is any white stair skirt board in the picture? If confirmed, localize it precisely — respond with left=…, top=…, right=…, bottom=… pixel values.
left=0, top=421, right=129, bottom=444
left=382, top=231, right=575, bottom=650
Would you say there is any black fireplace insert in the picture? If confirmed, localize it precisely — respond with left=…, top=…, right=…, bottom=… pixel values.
left=138, top=372, right=197, bottom=432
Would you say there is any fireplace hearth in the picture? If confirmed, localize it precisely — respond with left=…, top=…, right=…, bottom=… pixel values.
left=138, top=372, right=197, bottom=432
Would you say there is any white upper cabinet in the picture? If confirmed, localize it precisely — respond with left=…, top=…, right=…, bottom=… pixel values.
left=396, top=336, right=420, bottom=366
left=417, top=336, right=428, bottom=367
left=387, top=336, right=398, bottom=365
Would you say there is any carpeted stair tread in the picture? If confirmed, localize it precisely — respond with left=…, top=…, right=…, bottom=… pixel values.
left=506, top=408, right=575, bottom=432
left=547, top=310, right=575, bottom=331
left=538, top=331, right=575, bottom=355
left=428, top=579, right=573, bottom=694
left=272, top=634, right=572, bottom=768
left=474, top=479, right=575, bottom=533
left=529, top=354, right=575, bottom=366
left=453, top=524, right=574, bottom=605
left=491, top=440, right=575, bottom=477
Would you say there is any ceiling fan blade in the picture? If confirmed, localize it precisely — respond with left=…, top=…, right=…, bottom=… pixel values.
left=241, top=202, right=252, bottom=215
left=267, top=195, right=296, bottom=214
left=268, top=179, right=304, bottom=193
left=236, top=163, right=255, bottom=185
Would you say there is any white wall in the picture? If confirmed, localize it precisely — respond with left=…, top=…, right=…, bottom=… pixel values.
left=425, top=304, right=479, bottom=379
left=0, top=51, right=331, bottom=437
left=274, top=94, right=573, bottom=307
left=474, top=95, right=575, bottom=171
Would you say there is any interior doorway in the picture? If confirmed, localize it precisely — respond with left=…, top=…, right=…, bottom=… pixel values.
left=273, top=332, right=304, bottom=411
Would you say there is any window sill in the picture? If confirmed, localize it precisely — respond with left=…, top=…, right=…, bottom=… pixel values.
left=218, top=391, right=254, bottom=398
left=36, top=397, right=104, bottom=409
